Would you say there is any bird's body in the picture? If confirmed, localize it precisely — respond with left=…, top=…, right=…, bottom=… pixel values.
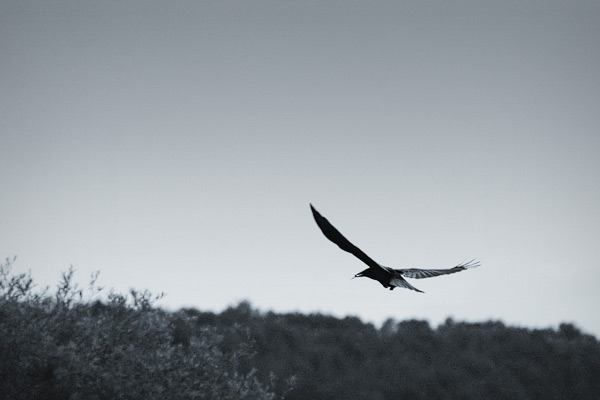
left=310, top=204, right=479, bottom=292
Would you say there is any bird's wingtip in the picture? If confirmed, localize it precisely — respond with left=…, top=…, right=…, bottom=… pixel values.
left=310, top=203, right=320, bottom=216
left=461, top=259, right=481, bottom=269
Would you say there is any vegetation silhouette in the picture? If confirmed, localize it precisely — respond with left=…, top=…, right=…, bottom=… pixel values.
left=0, top=258, right=282, bottom=400
left=2, top=258, right=599, bottom=399
left=199, top=302, right=600, bottom=400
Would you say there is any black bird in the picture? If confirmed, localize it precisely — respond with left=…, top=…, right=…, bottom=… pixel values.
left=310, top=204, right=479, bottom=292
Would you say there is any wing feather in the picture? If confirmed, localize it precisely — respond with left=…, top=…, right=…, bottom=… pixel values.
left=310, top=204, right=384, bottom=272
left=397, top=259, right=480, bottom=279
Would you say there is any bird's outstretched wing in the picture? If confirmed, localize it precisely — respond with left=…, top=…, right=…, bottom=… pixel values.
left=397, top=259, right=480, bottom=279
left=310, top=204, right=384, bottom=272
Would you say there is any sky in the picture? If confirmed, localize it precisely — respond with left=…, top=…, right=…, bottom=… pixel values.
left=1, top=1, right=599, bottom=336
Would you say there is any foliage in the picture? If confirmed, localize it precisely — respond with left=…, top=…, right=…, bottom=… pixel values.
left=197, top=303, right=600, bottom=400
left=0, top=258, right=278, bottom=400
left=2, top=256, right=599, bottom=399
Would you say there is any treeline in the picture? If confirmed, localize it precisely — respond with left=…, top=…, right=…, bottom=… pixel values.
left=185, top=302, right=600, bottom=400
left=2, top=262, right=599, bottom=399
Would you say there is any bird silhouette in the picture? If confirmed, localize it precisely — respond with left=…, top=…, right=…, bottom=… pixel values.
left=310, top=204, right=479, bottom=292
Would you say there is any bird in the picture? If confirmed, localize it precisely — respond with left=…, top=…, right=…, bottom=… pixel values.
left=310, top=204, right=479, bottom=292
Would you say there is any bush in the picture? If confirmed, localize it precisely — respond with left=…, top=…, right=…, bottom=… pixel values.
left=0, top=257, right=279, bottom=399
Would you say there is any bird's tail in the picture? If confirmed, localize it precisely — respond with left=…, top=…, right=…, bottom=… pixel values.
left=389, top=277, right=424, bottom=293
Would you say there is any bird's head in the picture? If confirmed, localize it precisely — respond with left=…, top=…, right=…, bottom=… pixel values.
left=353, top=269, right=370, bottom=279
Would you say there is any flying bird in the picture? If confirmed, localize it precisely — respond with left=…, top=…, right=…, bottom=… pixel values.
left=310, top=204, right=479, bottom=292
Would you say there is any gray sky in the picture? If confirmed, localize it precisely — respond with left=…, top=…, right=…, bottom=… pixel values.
left=2, top=1, right=599, bottom=336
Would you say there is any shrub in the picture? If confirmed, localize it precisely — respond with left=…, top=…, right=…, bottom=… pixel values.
left=0, top=257, right=278, bottom=399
